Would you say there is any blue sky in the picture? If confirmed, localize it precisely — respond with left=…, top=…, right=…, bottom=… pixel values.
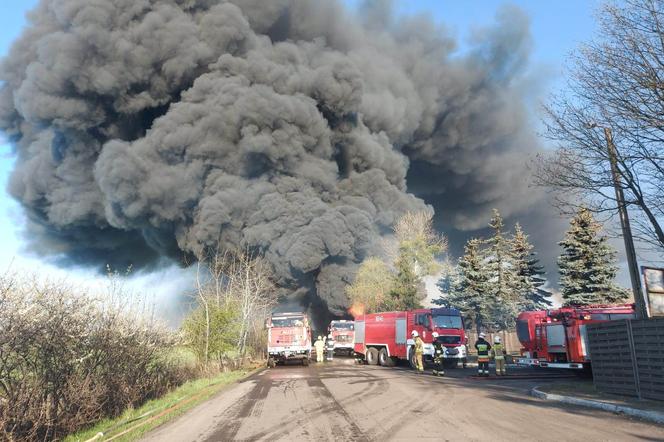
left=0, top=0, right=603, bottom=310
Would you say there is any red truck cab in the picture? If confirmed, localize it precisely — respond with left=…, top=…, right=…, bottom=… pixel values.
left=328, top=320, right=355, bottom=355
left=430, top=308, right=468, bottom=368
left=267, top=312, right=312, bottom=367
left=515, top=310, right=549, bottom=366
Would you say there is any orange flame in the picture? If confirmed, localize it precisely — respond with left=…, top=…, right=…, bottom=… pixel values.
left=348, top=302, right=365, bottom=318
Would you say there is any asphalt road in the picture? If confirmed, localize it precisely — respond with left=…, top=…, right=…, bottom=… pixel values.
left=143, top=358, right=664, bottom=441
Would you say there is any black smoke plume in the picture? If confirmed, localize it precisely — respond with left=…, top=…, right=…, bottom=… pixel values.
left=0, top=0, right=561, bottom=320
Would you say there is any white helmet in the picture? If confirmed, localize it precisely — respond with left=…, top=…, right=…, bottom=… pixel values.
left=432, top=332, right=439, bottom=338
left=479, top=332, right=486, bottom=339
left=494, top=336, right=501, bottom=343
left=317, top=335, right=322, bottom=340
left=411, top=330, right=419, bottom=337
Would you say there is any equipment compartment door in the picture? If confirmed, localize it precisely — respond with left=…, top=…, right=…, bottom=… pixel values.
left=355, top=321, right=365, bottom=344
left=546, top=324, right=566, bottom=353
left=396, top=318, right=407, bottom=344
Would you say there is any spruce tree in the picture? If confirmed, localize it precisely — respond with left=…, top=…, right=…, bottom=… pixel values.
left=435, top=258, right=459, bottom=302
left=389, top=254, right=420, bottom=310
left=558, top=208, right=629, bottom=306
left=444, top=239, right=490, bottom=334
left=485, top=209, right=520, bottom=329
left=511, top=223, right=552, bottom=310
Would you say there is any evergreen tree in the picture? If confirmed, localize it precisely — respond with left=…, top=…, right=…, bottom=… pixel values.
left=558, top=208, right=629, bottom=306
left=511, top=223, right=552, bottom=310
left=389, top=254, right=420, bottom=310
left=435, top=257, right=459, bottom=303
left=443, top=239, right=490, bottom=334
left=484, top=209, right=520, bottom=329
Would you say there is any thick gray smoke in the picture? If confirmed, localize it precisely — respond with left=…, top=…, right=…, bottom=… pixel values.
left=0, top=0, right=561, bottom=319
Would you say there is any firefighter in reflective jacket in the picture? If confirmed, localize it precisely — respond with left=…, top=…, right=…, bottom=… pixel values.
left=326, top=334, right=335, bottom=361
left=412, top=330, right=424, bottom=373
left=314, top=336, right=325, bottom=363
left=491, top=336, right=506, bottom=376
left=475, top=333, right=492, bottom=376
left=431, top=332, right=445, bottom=376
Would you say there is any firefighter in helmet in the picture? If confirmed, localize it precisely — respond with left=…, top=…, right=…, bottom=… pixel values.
left=491, top=335, right=506, bottom=376
left=412, top=330, right=425, bottom=373
left=431, top=331, right=445, bottom=376
left=326, top=333, right=335, bottom=361
left=314, top=335, right=325, bottom=363
left=475, top=332, right=492, bottom=376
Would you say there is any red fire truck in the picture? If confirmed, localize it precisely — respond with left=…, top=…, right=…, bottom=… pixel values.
left=516, top=304, right=636, bottom=369
left=328, top=320, right=355, bottom=355
left=353, top=308, right=467, bottom=368
left=266, top=312, right=312, bottom=367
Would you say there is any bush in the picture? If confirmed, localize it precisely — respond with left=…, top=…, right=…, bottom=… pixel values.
left=0, top=274, right=192, bottom=441
left=181, top=301, right=241, bottom=367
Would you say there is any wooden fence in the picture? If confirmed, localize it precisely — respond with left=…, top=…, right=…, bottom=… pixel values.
left=587, top=317, right=664, bottom=401
left=465, top=330, right=521, bottom=355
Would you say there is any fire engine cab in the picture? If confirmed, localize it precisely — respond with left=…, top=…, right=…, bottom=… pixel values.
left=516, top=304, right=636, bottom=369
left=328, top=320, right=355, bottom=355
left=266, top=312, right=312, bottom=367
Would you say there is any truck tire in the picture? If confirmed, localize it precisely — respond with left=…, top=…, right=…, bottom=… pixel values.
left=378, top=348, right=389, bottom=366
left=408, top=348, right=416, bottom=369
left=366, top=347, right=379, bottom=365
left=267, top=358, right=276, bottom=368
left=302, top=357, right=309, bottom=366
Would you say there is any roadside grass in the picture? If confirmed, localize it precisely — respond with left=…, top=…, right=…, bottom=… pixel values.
left=539, top=380, right=597, bottom=396
left=65, top=364, right=261, bottom=442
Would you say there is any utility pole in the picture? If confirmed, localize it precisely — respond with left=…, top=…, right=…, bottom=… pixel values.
left=602, top=127, right=649, bottom=319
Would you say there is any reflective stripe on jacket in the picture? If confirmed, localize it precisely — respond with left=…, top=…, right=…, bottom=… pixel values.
left=491, top=343, right=505, bottom=360
left=475, top=339, right=491, bottom=361
left=414, top=336, right=424, bottom=354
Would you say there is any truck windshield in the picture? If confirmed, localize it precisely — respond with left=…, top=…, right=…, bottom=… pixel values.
left=432, top=315, right=462, bottom=329
left=516, top=320, right=530, bottom=343
left=271, top=317, right=305, bottom=327
left=331, top=322, right=354, bottom=330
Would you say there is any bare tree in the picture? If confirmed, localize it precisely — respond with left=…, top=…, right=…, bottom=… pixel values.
left=537, top=0, right=664, bottom=252
left=221, top=251, right=278, bottom=356
left=184, top=249, right=278, bottom=367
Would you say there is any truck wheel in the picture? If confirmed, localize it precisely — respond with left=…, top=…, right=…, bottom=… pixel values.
left=267, top=358, right=276, bottom=368
left=378, top=348, right=396, bottom=367
left=378, top=348, right=394, bottom=367
left=302, top=357, right=309, bottom=367
left=366, top=347, right=379, bottom=365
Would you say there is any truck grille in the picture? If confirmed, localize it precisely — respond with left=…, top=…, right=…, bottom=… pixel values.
left=335, top=334, right=351, bottom=342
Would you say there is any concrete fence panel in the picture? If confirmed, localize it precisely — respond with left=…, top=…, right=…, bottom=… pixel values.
left=587, top=317, right=664, bottom=401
